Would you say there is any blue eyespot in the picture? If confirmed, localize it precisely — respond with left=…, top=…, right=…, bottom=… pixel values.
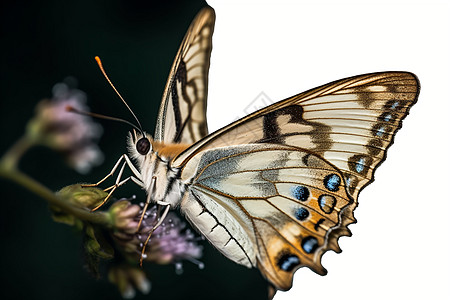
left=318, top=194, right=337, bottom=214
left=391, top=101, right=399, bottom=109
left=301, top=236, right=319, bottom=254
left=277, top=253, right=300, bottom=272
left=376, top=126, right=386, bottom=137
left=295, top=207, right=309, bottom=221
left=291, top=185, right=310, bottom=201
left=355, top=157, right=365, bottom=173
left=379, top=111, right=397, bottom=124
left=323, top=174, right=340, bottom=192
left=346, top=177, right=352, bottom=186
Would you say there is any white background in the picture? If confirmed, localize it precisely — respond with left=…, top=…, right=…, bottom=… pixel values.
left=206, top=1, right=450, bottom=300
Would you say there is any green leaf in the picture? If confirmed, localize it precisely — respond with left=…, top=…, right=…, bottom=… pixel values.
left=83, top=224, right=115, bottom=277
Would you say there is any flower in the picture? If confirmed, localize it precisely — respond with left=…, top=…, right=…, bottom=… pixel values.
left=107, top=199, right=203, bottom=298
left=137, top=207, right=203, bottom=267
left=108, top=264, right=151, bottom=299
left=49, top=185, right=204, bottom=298
left=109, top=199, right=203, bottom=266
left=26, top=79, right=103, bottom=173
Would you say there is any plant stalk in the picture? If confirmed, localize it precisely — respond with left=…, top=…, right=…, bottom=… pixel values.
left=0, top=161, right=112, bottom=227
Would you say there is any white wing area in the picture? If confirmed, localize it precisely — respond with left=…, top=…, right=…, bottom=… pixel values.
left=155, top=7, right=215, bottom=144
left=174, top=72, right=419, bottom=202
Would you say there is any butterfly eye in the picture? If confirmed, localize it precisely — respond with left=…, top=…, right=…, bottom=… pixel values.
left=136, top=137, right=151, bottom=155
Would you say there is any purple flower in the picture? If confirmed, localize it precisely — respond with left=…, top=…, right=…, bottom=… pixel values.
left=27, top=80, right=103, bottom=173
left=137, top=206, right=203, bottom=267
left=109, top=200, right=203, bottom=267
left=107, top=199, right=204, bottom=297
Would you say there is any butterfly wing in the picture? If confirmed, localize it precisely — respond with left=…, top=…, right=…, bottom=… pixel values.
left=154, top=7, right=215, bottom=144
left=175, top=72, right=419, bottom=290
left=180, top=143, right=355, bottom=290
left=175, top=72, right=419, bottom=201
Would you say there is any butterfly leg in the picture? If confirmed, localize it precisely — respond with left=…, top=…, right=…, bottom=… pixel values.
left=86, top=154, right=144, bottom=211
left=83, top=154, right=143, bottom=188
left=139, top=202, right=171, bottom=266
left=136, top=176, right=157, bottom=231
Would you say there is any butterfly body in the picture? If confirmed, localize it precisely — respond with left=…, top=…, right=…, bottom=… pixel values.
left=103, top=6, right=419, bottom=294
left=128, top=133, right=184, bottom=208
left=152, top=141, right=191, bottom=159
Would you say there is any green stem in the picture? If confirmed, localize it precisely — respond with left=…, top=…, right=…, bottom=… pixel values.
left=0, top=161, right=112, bottom=228
left=0, top=135, right=112, bottom=227
left=1, top=135, right=34, bottom=170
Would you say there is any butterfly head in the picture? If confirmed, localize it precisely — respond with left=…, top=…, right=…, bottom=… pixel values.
left=136, top=136, right=151, bottom=155
left=128, top=129, right=154, bottom=162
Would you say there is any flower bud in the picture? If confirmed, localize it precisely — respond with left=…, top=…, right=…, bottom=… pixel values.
left=108, top=199, right=141, bottom=234
left=57, top=184, right=108, bottom=209
left=108, top=264, right=151, bottom=299
left=51, top=185, right=108, bottom=227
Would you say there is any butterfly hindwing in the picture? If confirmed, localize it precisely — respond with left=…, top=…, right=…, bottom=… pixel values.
left=154, top=7, right=215, bottom=144
left=175, top=72, right=419, bottom=201
left=180, top=144, right=355, bottom=290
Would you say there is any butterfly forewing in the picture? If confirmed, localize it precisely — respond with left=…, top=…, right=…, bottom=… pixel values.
left=180, top=144, right=355, bottom=290
left=154, top=7, right=215, bottom=144
left=174, top=72, right=419, bottom=201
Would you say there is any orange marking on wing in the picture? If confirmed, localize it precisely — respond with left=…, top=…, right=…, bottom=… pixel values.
left=153, top=141, right=192, bottom=159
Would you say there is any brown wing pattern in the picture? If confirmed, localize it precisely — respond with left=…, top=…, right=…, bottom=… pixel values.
left=175, top=72, right=419, bottom=201
left=177, top=72, right=418, bottom=290
left=154, top=7, right=215, bottom=144
left=180, top=144, right=356, bottom=290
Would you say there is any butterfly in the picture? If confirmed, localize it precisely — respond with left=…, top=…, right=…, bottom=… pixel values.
left=90, top=6, right=419, bottom=296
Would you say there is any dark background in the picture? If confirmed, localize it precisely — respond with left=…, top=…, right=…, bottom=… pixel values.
left=0, top=1, right=268, bottom=299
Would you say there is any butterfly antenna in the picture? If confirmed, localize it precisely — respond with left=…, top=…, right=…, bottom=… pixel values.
left=66, top=106, right=142, bottom=133
left=94, top=56, right=145, bottom=136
